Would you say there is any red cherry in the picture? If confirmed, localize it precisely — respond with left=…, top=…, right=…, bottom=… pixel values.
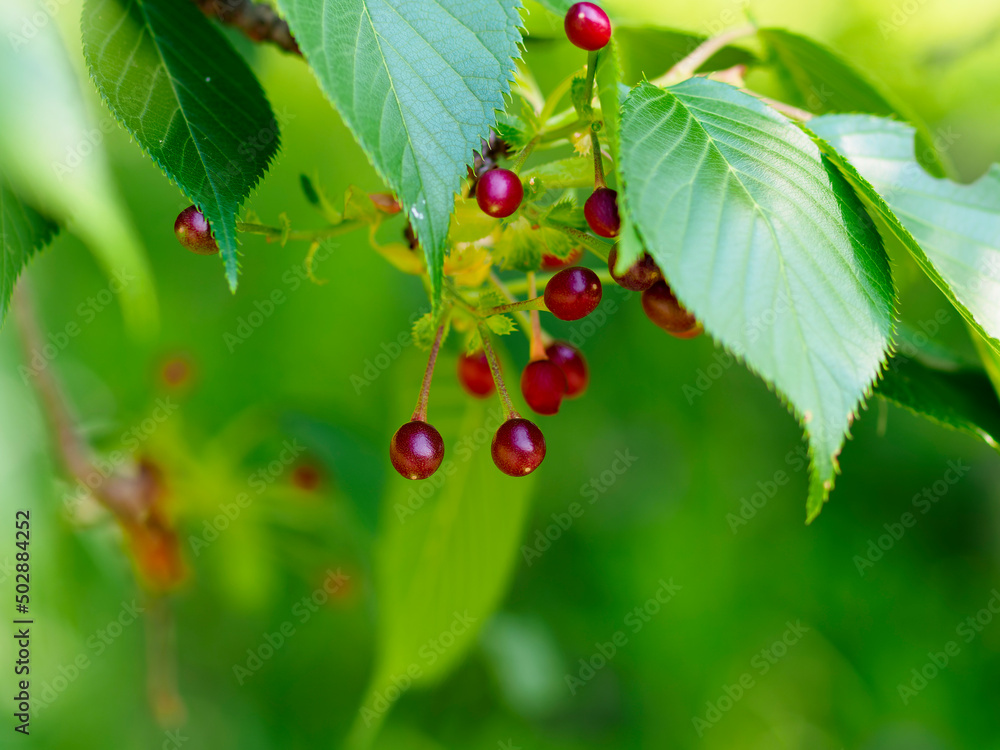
left=564, top=2, right=612, bottom=51
left=458, top=351, right=495, bottom=398
left=584, top=188, right=620, bottom=238
left=545, top=341, right=588, bottom=398
left=476, top=168, right=523, bottom=218
left=544, top=266, right=603, bottom=321
left=521, top=360, right=567, bottom=415
left=641, top=281, right=702, bottom=338
left=541, top=247, right=583, bottom=271
left=608, top=245, right=661, bottom=291
left=390, top=420, right=445, bottom=480
left=291, top=464, right=323, bottom=492
left=492, top=419, right=546, bottom=476
left=174, top=205, right=219, bottom=255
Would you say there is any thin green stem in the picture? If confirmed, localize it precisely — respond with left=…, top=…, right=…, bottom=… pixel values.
left=481, top=296, right=548, bottom=317
left=478, top=323, right=518, bottom=420
left=650, top=23, right=757, bottom=87
left=509, top=135, right=540, bottom=175
left=237, top=220, right=366, bottom=243
left=488, top=272, right=533, bottom=341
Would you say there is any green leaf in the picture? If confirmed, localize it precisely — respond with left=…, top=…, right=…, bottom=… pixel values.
left=0, top=174, right=58, bottom=323
left=0, top=0, right=157, bottom=334
left=811, top=114, right=1000, bottom=358
left=82, top=0, right=280, bottom=291
left=276, top=0, right=523, bottom=308
left=758, top=28, right=948, bottom=176
left=494, top=216, right=574, bottom=271
left=877, top=356, right=1000, bottom=452
left=619, top=79, right=894, bottom=521
left=521, top=157, right=593, bottom=190
left=350, top=399, right=534, bottom=744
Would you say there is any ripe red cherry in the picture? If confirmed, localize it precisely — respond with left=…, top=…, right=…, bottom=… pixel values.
left=476, top=168, right=523, bottom=218
left=544, top=266, right=602, bottom=320
left=458, top=351, right=495, bottom=398
left=545, top=341, right=588, bottom=398
left=584, top=188, right=620, bottom=238
left=541, top=247, right=583, bottom=271
left=608, top=245, right=661, bottom=291
left=521, top=360, right=567, bottom=415
left=492, top=418, right=546, bottom=476
left=174, top=205, right=219, bottom=255
left=564, top=2, right=612, bottom=51
left=642, top=281, right=703, bottom=338
left=390, top=420, right=445, bottom=480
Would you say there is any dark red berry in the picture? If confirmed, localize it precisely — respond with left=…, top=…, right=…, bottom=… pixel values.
left=458, top=351, right=495, bottom=398
left=492, top=418, right=546, bottom=476
left=545, top=341, right=588, bottom=398
left=476, top=168, right=523, bottom=218
left=584, top=188, right=620, bottom=238
left=291, top=464, right=323, bottom=492
left=521, top=360, right=567, bottom=415
left=174, top=205, right=219, bottom=255
left=390, top=420, right=445, bottom=480
left=642, top=281, right=702, bottom=338
left=608, top=245, right=661, bottom=291
left=541, top=247, right=583, bottom=271
left=544, top=266, right=603, bottom=321
left=564, top=2, right=612, bottom=51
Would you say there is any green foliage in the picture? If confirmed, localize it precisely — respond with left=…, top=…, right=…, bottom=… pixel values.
left=812, top=114, right=1000, bottom=357
left=619, top=79, right=894, bottom=520
left=521, top=157, right=594, bottom=190
left=82, top=0, right=280, bottom=290
left=0, top=175, right=58, bottom=322
left=276, top=0, right=524, bottom=308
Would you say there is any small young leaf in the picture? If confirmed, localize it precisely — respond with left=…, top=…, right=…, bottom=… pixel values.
left=275, top=0, right=523, bottom=308
left=877, top=356, right=1000, bottom=452
left=411, top=312, right=438, bottom=350
left=486, top=314, right=516, bottom=335
left=620, top=79, right=894, bottom=521
left=494, top=217, right=574, bottom=271
left=0, top=174, right=58, bottom=323
left=82, top=0, right=280, bottom=291
left=811, top=115, right=1000, bottom=358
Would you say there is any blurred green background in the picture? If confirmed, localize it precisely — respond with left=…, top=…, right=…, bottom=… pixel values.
left=3, top=0, right=1000, bottom=748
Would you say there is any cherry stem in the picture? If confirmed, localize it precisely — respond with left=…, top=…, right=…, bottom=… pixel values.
left=591, top=127, right=607, bottom=189
left=509, top=135, right=540, bottom=175
left=237, top=220, right=365, bottom=243
left=411, top=318, right=447, bottom=422
left=481, top=296, right=548, bottom=317
left=651, top=23, right=757, bottom=87
left=488, top=272, right=534, bottom=341
left=748, top=92, right=814, bottom=121
left=478, top=323, right=519, bottom=420
left=528, top=272, right=546, bottom=361
left=541, top=221, right=612, bottom=261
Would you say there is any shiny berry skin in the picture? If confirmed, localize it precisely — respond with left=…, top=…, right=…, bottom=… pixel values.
left=492, top=418, right=546, bottom=476
left=584, top=188, right=620, bottom=238
left=174, top=205, right=219, bottom=255
left=458, top=351, right=495, bottom=398
left=608, top=245, right=661, bottom=292
left=642, top=281, right=702, bottom=338
left=390, top=420, right=445, bottom=480
left=521, top=360, right=567, bottom=415
left=545, top=341, right=588, bottom=398
left=544, top=266, right=603, bottom=321
left=564, top=2, right=612, bottom=51
left=541, top=247, right=583, bottom=271
left=476, top=168, right=523, bottom=218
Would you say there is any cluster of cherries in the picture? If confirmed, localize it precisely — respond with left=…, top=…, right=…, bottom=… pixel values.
left=170, top=3, right=702, bottom=482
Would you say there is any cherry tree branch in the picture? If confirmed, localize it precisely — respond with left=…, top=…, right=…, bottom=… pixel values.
left=192, top=0, right=301, bottom=55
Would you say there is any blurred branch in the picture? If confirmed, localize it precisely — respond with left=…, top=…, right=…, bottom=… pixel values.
left=192, top=0, right=301, bottom=55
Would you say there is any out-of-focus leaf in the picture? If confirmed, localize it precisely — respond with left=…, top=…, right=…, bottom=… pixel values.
left=0, top=173, right=58, bottom=323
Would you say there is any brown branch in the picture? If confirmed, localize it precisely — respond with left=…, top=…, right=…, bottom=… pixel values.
left=193, top=0, right=301, bottom=55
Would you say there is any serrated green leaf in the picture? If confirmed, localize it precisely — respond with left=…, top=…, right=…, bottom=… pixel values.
left=411, top=312, right=437, bottom=350
left=620, top=79, right=894, bottom=521
left=276, top=0, right=523, bottom=308
left=877, top=356, right=1000, bottom=452
left=494, top=216, right=574, bottom=271
left=82, top=0, right=280, bottom=291
left=811, top=115, right=1000, bottom=359
left=486, top=313, right=516, bottom=335
left=0, top=174, right=58, bottom=323
left=758, top=28, right=948, bottom=176
left=0, top=0, right=157, bottom=334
